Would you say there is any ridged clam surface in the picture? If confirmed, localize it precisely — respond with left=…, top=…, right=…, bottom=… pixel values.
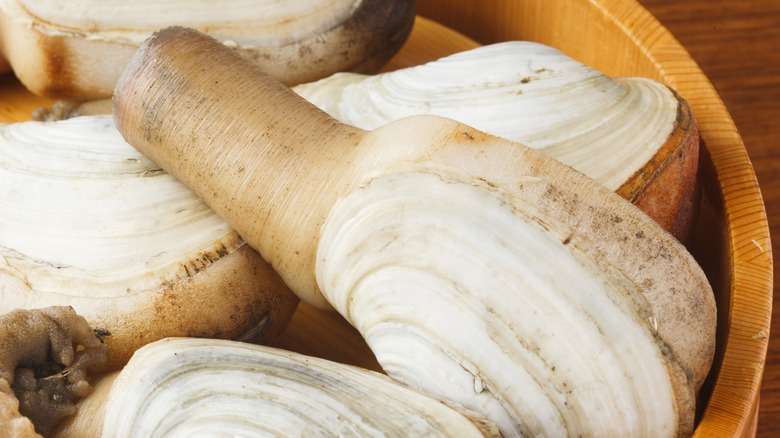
left=0, top=115, right=236, bottom=295
left=294, top=41, right=679, bottom=192
left=0, top=115, right=298, bottom=368
left=316, top=167, right=692, bottom=437
left=101, top=337, right=500, bottom=437
left=10, top=0, right=360, bottom=45
left=0, top=0, right=416, bottom=98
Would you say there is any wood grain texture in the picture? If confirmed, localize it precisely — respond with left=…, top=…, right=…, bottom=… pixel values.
left=633, top=2, right=779, bottom=437
left=639, top=3, right=779, bottom=437
left=417, top=0, right=774, bottom=436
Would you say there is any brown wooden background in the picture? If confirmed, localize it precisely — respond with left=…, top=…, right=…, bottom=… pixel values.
left=635, top=1, right=778, bottom=435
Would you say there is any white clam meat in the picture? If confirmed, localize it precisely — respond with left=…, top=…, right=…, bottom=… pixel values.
left=0, top=116, right=231, bottom=289
left=0, top=115, right=298, bottom=368
left=316, top=163, right=707, bottom=437
left=294, top=41, right=680, bottom=193
left=100, top=337, right=501, bottom=437
left=0, top=0, right=416, bottom=98
left=10, top=0, right=361, bottom=45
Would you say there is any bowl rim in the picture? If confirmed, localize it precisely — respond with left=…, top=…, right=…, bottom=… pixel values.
left=593, top=2, right=774, bottom=436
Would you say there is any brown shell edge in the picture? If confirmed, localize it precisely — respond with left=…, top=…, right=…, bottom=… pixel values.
left=616, top=89, right=701, bottom=242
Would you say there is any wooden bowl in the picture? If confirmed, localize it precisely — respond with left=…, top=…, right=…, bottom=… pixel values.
left=0, top=0, right=771, bottom=436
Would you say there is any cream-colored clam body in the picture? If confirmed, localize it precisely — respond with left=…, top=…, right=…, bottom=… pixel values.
left=110, top=27, right=716, bottom=438
left=0, top=115, right=298, bottom=368
left=12, top=0, right=358, bottom=45
left=317, top=165, right=692, bottom=438
left=101, top=337, right=500, bottom=437
left=0, top=116, right=233, bottom=293
left=0, top=0, right=415, bottom=98
left=294, top=41, right=679, bottom=192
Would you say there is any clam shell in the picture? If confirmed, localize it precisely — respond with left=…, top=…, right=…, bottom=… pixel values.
left=101, top=337, right=500, bottom=437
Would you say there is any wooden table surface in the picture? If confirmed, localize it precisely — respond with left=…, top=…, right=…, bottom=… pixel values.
left=636, top=1, right=779, bottom=435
